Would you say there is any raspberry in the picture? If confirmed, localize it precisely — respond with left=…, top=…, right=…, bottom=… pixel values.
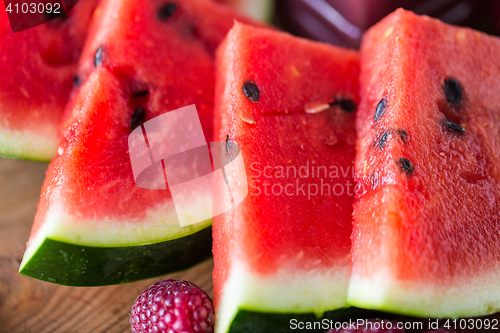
left=327, top=319, right=405, bottom=333
left=130, top=279, right=214, bottom=333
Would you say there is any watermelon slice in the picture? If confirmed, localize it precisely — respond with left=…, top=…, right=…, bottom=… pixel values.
left=0, top=0, right=97, bottom=161
left=213, top=23, right=359, bottom=333
left=19, top=0, right=254, bottom=286
left=349, top=9, right=500, bottom=318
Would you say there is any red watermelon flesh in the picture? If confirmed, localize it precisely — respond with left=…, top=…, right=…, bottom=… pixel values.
left=20, top=0, right=255, bottom=286
left=349, top=8, right=500, bottom=318
left=213, top=23, right=359, bottom=333
left=0, top=0, right=97, bottom=161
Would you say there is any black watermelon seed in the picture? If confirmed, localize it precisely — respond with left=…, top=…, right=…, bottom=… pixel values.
left=338, top=99, right=356, bottom=113
left=396, top=158, right=414, bottom=176
left=242, top=80, right=260, bottom=103
left=132, top=90, right=149, bottom=97
left=444, top=78, right=462, bottom=106
left=378, top=128, right=408, bottom=149
left=226, top=134, right=231, bottom=154
left=130, top=107, right=146, bottom=130
left=73, top=75, right=81, bottom=87
left=444, top=120, right=465, bottom=134
left=397, top=129, right=408, bottom=143
left=374, top=97, right=387, bottom=121
left=45, top=11, right=68, bottom=22
left=94, top=46, right=104, bottom=67
left=378, top=131, right=391, bottom=149
left=157, top=2, right=177, bottom=21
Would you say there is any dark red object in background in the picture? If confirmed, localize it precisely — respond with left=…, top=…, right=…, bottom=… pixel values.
left=3, top=0, right=79, bottom=32
left=275, top=0, right=500, bottom=49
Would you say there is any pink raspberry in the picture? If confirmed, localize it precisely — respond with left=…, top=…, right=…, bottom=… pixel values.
left=130, top=279, right=214, bottom=333
left=327, top=319, right=405, bottom=333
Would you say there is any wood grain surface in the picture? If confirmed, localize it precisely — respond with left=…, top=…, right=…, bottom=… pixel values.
left=0, top=158, right=213, bottom=333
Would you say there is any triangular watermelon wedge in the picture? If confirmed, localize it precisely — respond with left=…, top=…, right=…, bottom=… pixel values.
left=349, top=9, right=500, bottom=318
left=213, top=23, right=359, bottom=333
left=19, top=0, right=254, bottom=286
left=0, top=0, right=97, bottom=161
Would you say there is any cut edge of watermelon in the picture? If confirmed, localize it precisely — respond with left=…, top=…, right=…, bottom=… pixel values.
left=347, top=270, right=500, bottom=318
left=216, top=261, right=350, bottom=333
left=19, top=201, right=212, bottom=285
left=18, top=227, right=213, bottom=286
left=0, top=125, right=57, bottom=161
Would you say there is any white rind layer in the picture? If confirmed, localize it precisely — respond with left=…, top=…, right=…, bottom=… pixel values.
left=20, top=201, right=211, bottom=269
left=347, top=269, right=500, bottom=318
left=0, top=126, right=58, bottom=161
left=215, top=260, right=350, bottom=333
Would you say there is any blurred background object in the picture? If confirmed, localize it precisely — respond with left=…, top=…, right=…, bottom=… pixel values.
left=275, top=0, right=500, bottom=48
left=215, top=0, right=275, bottom=21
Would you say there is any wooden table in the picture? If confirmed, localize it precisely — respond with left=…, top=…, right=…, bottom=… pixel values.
left=0, top=158, right=213, bottom=333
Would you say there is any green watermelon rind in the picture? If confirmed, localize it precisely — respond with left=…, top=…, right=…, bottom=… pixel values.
left=20, top=188, right=213, bottom=286
left=19, top=226, right=212, bottom=286
left=226, top=307, right=377, bottom=333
